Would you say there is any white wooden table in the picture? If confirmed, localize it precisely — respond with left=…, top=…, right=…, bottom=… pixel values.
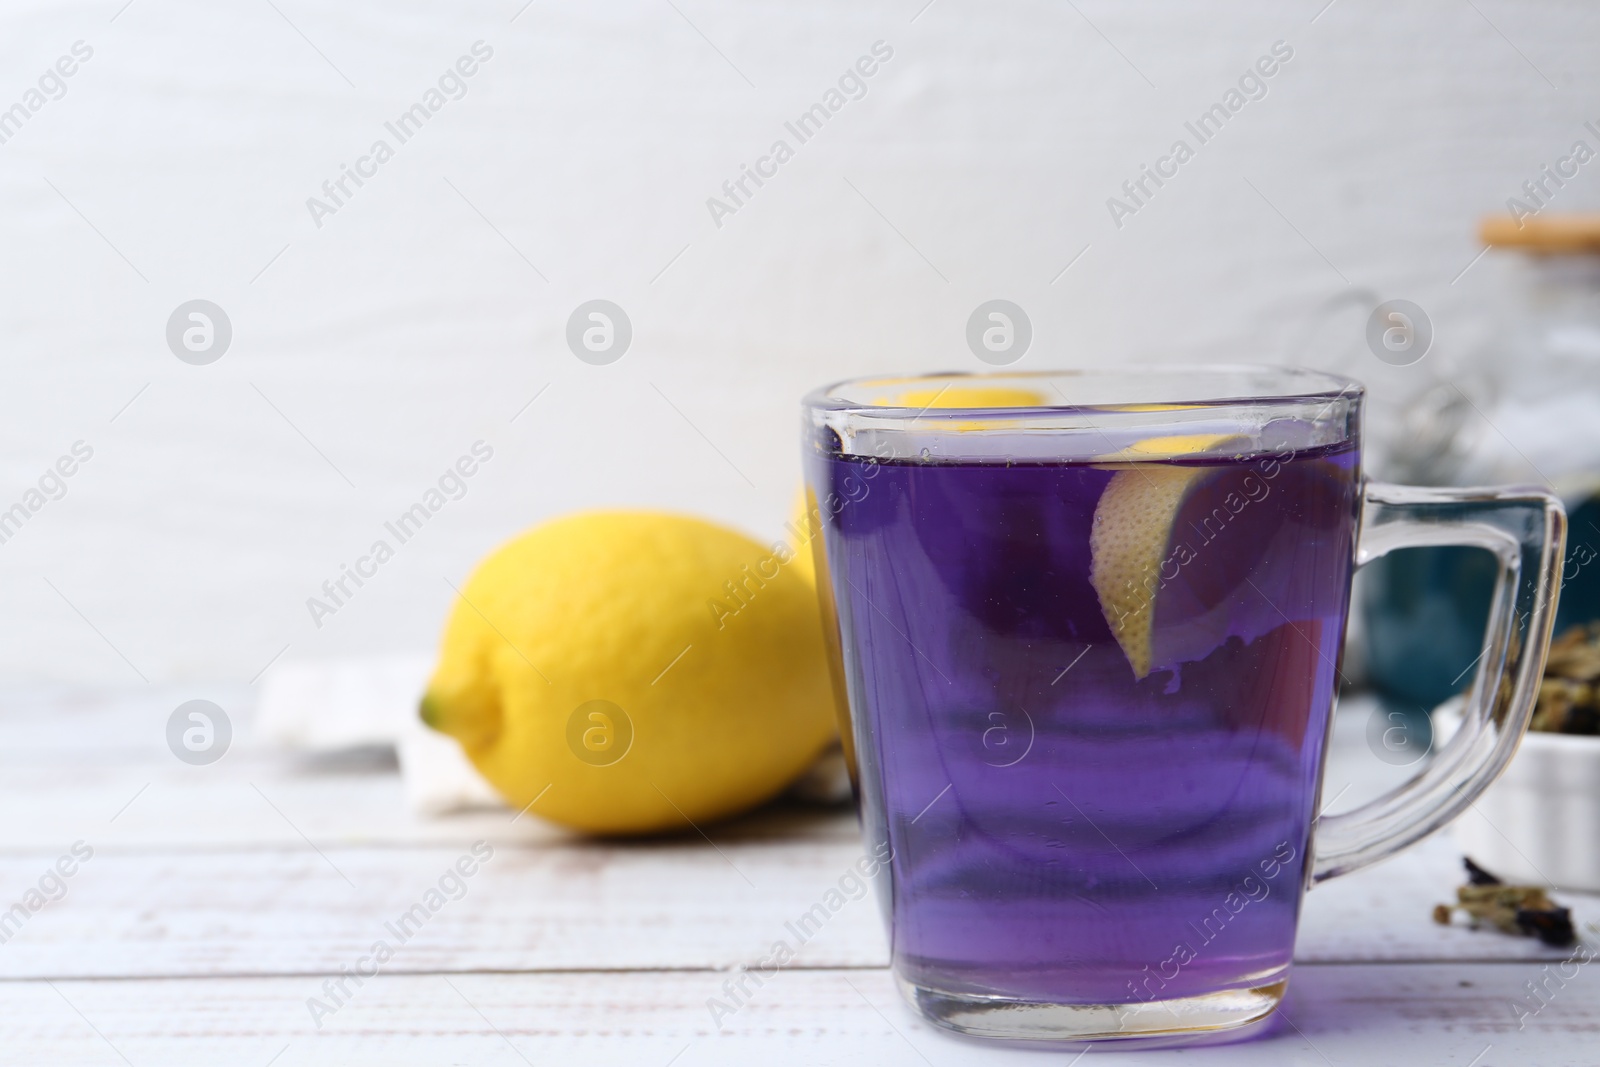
left=2, top=687, right=1594, bottom=1066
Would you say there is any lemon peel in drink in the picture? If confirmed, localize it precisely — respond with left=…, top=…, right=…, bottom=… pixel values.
left=1089, top=434, right=1244, bottom=678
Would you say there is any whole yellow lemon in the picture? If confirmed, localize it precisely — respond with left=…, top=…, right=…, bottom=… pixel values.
left=421, top=510, right=837, bottom=835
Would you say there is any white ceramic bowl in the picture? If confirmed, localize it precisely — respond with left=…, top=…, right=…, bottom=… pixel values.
left=1439, top=700, right=1600, bottom=891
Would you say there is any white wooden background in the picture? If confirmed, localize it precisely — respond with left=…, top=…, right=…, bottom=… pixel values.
left=0, top=0, right=1596, bottom=681
left=0, top=688, right=1593, bottom=1064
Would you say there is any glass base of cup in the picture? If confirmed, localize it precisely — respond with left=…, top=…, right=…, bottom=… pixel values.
left=897, top=973, right=1289, bottom=1049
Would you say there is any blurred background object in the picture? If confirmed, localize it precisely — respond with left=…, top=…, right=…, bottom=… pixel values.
left=1364, top=214, right=1600, bottom=713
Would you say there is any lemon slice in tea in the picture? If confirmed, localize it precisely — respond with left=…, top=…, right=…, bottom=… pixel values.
left=1089, top=434, right=1245, bottom=678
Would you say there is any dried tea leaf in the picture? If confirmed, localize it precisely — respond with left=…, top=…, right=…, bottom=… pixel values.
left=1463, top=856, right=1502, bottom=886
left=1517, top=907, right=1578, bottom=947
left=1433, top=857, right=1576, bottom=947
left=1546, top=623, right=1600, bottom=681
left=1531, top=623, right=1600, bottom=734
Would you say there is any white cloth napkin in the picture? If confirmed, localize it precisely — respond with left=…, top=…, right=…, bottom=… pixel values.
left=257, top=654, right=506, bottom=815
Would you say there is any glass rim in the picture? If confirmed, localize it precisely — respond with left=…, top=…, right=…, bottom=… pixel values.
left=803, top=365, right=1364, bottom=418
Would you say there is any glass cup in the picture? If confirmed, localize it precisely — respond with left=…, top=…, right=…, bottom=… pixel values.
left=800, top=367, right=1565, bottom=1047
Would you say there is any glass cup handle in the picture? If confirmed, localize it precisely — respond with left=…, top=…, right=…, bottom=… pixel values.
left=1310, top=481, right=1567, bottom=884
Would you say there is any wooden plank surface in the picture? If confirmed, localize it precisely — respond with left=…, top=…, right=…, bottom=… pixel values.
left=0, top=688, right=1593, bottom=981
left=2, top=686, right=1596, bottom=1063
left=4, top=964, right=1593, bottom=1066
left=0, top=829, right=1593, bottom=981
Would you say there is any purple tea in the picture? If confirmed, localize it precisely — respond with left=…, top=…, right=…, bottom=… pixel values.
left=809, top=436, right=1361, bottom=1008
